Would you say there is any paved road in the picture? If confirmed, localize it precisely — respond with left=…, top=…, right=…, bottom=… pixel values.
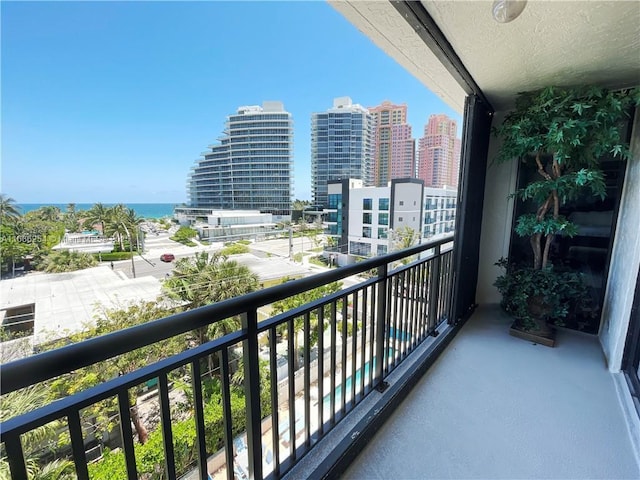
left=112, top=233, right=320, bottom=281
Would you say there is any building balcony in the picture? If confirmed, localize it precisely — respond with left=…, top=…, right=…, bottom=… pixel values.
left=1, top=237, right=453, bottom=479
left=293, top=305, right=639, bottom=479
left=2, top=234, right=637, bottom=479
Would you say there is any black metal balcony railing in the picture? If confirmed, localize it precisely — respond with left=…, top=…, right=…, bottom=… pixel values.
left=1, top=235, right=454, bottom=480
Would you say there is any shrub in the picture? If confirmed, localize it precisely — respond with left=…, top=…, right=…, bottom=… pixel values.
left=40, top=250, right=98, bottom=273
left=171, top=226, right=198, bottom=246
left=96, top=252, right=133, bottom=261
left=309, top=255, right=329, bottom=267
left=88, top=381, right=273, bottom=479
left=219, top=243, right=249, bottom=256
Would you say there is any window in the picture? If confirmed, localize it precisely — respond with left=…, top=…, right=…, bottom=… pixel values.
left=363, top=226, right=372, bottom=238
left=363, top=198, right=372, bottom=210
left=399, top=201, right=404, bottom=206
left=379, top=198, right=389, bottom=210
left=377, top=245, right=387, bottom=256
left=350, top=241, right=371, bottom=257
left=378, top=213, right=389, bottom=225
left=378, top=227, right=388, bottom=239
left=363, top=212, right=372, bottom=224
left=328, top=194, right=341, bottom=209
left=398, top=216, right=403, bottom=222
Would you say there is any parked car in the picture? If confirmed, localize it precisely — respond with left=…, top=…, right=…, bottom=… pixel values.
left=160, top=253, right=175, bottom=262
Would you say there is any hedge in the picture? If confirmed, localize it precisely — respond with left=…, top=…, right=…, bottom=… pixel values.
left=88, top=386, right=271, bottom=479
left=219, top=243, right=249, bottom=256
left=96, top=252, right=133, bottom=261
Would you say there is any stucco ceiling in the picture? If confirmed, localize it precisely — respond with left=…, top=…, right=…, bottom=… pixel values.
left=330, top=1, right=640, bottom=113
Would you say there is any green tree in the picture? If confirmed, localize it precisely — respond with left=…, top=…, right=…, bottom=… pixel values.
left=271, top=280, right=343, bottom=370
left=47, top=301, right=184, bottom=445
left=27, top=205, right=61, bottom=223
left=392, top=226, right=420, bottom=264
left=41, top=249, right=98, bottom=272
left=0, top=386, right=75, bottom=479
left=104, top=204, right=138, bottom=251
left=19, top=216, right=66, bottom=270
left=83, top=202, right=110, bottom=235
left=64, top=203, right=81, bottom=233
left=0, top=224, right=30, bottom=276
left=291, top=199, right=310, bottom=211
left=0, top=193, right=21, bottom=224
left=493, top=86, right=638, bottom=334
left=163, top=251, right=259, bottom=345
left=170, top=226, right=198, bottom=246
left=494, top=86, right=637, bottom=269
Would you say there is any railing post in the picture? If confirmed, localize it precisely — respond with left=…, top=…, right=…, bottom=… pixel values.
left=428, top=244, right=442, bottom=333
left=242, top=308, right=263, bottom=480
left=374, top=264, right=389, bottom=391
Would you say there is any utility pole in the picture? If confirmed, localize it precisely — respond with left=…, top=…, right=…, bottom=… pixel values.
left=289, top=226, right=293, bottom=260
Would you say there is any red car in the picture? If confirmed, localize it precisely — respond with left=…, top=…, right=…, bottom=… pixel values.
left=160, top=253, right=175, bottom=262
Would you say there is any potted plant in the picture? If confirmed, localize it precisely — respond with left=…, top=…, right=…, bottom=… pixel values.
left=493, top=86, right=637, bottom=345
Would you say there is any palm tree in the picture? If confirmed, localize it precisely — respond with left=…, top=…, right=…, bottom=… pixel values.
left=29, top=206, right=61, bottom=222
left=0, top=386, right=74, bottom=478
left=392, top=226, right=420, bottom=265
left=0, top=194, right=22, bottom=224
left=83, top=203, right=110, bottom=234
left=105, top=204, right=142, bottom=251
left=163, top=251, right=259, bottom=372
left=123, top=207, right=143, bottom=249
left=64, top=203, right=80, bottom=233
left=42, top=250, right=98, bottom=273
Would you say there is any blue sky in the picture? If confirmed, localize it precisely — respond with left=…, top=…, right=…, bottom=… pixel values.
left=2, top=1, right=462, bottom=204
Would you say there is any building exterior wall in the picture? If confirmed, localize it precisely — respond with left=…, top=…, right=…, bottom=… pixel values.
left=600, top=109, right=640, bottom=371
left=423, top=187, right=457, bottom=239
left=368, top=101, right=415, bottom=187
left=188, top=101, right=293, bottom=215
left=390, top=179, right=423, bottom=235
left=417, top=114, right=460, bottom=188
left=348, top=185, right=392, bottom=257
left=328, top=178, right=455, bottom=259
left=476, top=111, right=520, bottom=304
left=311, top=97, right=374, bottom=208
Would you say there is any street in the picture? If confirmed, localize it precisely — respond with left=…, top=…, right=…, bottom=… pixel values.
left=111, top=232, right=324, bottom=282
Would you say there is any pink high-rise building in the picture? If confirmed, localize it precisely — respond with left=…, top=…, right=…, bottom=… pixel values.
left=368, top=101, right=415, bottom=187
left=417, top=114, right=460, bottom=188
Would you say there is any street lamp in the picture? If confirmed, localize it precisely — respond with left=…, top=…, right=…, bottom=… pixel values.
left=120, top=222, right=136, bottom=279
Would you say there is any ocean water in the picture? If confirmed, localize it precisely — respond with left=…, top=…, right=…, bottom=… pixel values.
left=17, top=203, right=179, bottom=219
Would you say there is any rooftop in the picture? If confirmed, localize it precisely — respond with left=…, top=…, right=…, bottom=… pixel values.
left=0, top=267, right=162, bottom=348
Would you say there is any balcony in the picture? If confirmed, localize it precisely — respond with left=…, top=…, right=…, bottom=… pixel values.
left=1, top=237, right=455, bottom=479
left=5, top=231, right=635, bottom=479
left=295, top=305, right=639, bottom=479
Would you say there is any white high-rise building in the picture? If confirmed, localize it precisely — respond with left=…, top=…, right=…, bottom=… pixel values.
left=187, top=101, right=293, bottom=216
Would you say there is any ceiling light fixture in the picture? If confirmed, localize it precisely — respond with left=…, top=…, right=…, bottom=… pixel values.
left=492, top=0, right=527, bottom=23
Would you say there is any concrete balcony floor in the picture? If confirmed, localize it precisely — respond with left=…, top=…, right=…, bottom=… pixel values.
left=344, top=305, right=639, bottom=479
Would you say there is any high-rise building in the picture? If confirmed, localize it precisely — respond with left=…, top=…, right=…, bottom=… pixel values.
left=417, top=114, right=461, bottom=188
left=368, top=101, right=415, bottom=186
left=311, top=97, right=374, bottom=208
left=187, top=101, right=293, bottom=215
